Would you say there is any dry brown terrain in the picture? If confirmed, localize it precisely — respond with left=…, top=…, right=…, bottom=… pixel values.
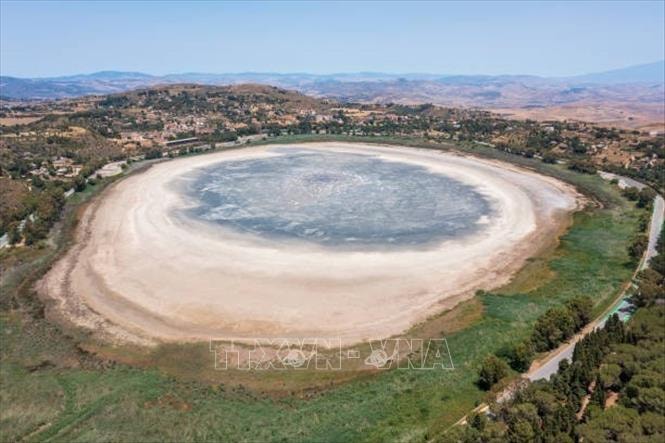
left=302, top=79, right=665, bottom=132
left=0, top=116, right=44, bottom=126
left=491, top=102, right=665, bottom=132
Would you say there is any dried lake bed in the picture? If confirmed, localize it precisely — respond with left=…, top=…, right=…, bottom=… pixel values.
left=38, top=143, right=581, bottom=345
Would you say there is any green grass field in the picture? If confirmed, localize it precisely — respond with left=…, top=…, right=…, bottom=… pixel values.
left=0, top=136, right=647, bottom=442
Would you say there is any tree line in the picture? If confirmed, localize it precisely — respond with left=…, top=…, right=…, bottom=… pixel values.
left=477, top=295, right=594, bottom=390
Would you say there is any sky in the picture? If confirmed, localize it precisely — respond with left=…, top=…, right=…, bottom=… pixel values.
left=1, top=1, right=664, bottom=78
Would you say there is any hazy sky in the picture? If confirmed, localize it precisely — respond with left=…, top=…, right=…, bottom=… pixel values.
left=1, top=1, right=664, bottom=77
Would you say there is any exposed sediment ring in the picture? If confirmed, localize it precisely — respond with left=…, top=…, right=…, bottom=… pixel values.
left=38, top=142, right=581, bottom=346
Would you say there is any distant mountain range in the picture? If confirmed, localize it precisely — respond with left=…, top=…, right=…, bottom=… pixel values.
left=568, top=61, right=665, bottom=84
left=1, top=61, right=663, bottom=131
left=1, top=61, right=663, bottom=101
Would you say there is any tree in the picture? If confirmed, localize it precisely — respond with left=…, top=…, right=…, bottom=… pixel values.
left=566, top=296, right=593, bottom=330
left=648, top=226, right=665, bottom=275
left=577, top=405, right=641, bottom=442
left=22, top=219, right=48, bottom=245
left=568, top=161, right=596, bottom=174
left=640, top=412, right=665, bottom=436
left=504, top=403, right=541, bottom=443
left=531, top=306, right=576, bottom=352
left=508, top=340, right=535, bottom=372
left=604, top=314, right=625, bottom=343
left=633, top=386, right=665, bottom=415
left=144, top=149, right=162, bottom=159
left=634, top=269, right=665, bottom=307
left=621, top=186, right=640, bottom=201
left=478, top=355, right=509, bottom=390
left=591, top=376, right=606, bottom=408
left=599, top=363, right=622, bottom=391
left=7, top=222, right=22, bottom=245
left=31, top=175, right=45, bottom=189
left=570, top=136, right=586, bottom=154
left=468, top=412, right=487, bottom=432
left=74, top=175, right=87, bottom=192
left=508, top=420, right=535, bottom=443
left=628, top=235, right=648, bottom=262
left=637, top=188, right=656, bottom=209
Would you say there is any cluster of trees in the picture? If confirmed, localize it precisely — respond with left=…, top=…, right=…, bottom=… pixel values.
left=635, top=268, right=665, bottom=308
left=621, top=186, right=658, bottom=263
left=569, top=136, right=587, bottom=154
left=204, top=129, right=239, bottom=143
left=526, top=127, right=563, bottom=150
left=454, top=303, right=664, bottom=442
left=568, top=160, right=597, bottom=175
left=634, top=227, right=665, bottom=309
left=4, top=184, right=66, bottom=246
left=164, top=144, right=217, bottom=159
left=167, top=130, right=197, bottom=141
left=0, top=117, right=124, bottom=242
left=454, top=228, right=665, bottom=442
left=478, top=355, right=510, bottom=391
left=478, top=296, right=594, bottom=390
left=622, top=186, right=657, bottom=209
left=144, top=149, right=163, bottom=160
left=648, top=226, right=665, bottom=276
left=530, top=297, right=593, bottom=353
left=0, top=177, right=30, bottom=237
left=2, top=156, right=107, bottom=245
left=629, top=235, right=649, bottom=263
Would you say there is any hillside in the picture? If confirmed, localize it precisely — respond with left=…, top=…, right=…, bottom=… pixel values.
left=568, top=60, right=665, bottom=84
left=2, top=64, right=664, bottom=131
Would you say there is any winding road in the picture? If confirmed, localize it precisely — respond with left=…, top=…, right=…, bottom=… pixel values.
left=527, top=175, right=663, bottom=382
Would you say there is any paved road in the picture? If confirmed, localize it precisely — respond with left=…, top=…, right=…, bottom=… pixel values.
left=527, top=178, right=664, bottom=382
left=644, top=194, right=664, bottom=269
left=597, top=171, right=648, bottom=190
left=527, top=340, right=576, bottom=382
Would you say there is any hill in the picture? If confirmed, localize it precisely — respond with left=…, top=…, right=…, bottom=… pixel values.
left=1, top=62, right=663, bottom=100
left=568, top=60, right=665, bottom=84
left=2, top=64, right=663, bottom=131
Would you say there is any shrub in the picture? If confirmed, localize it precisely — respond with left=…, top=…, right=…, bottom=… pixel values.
left=74, top=175, right=87, bottom=192
left=478, top=355, right=509, bottom=390
left=568, top=161, right=596, bottom=174
left=637, top=188, right=656, bottom=209
left=621, top=186, right=640, bottom=201
left=628, top=235, right=648, bottom=262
